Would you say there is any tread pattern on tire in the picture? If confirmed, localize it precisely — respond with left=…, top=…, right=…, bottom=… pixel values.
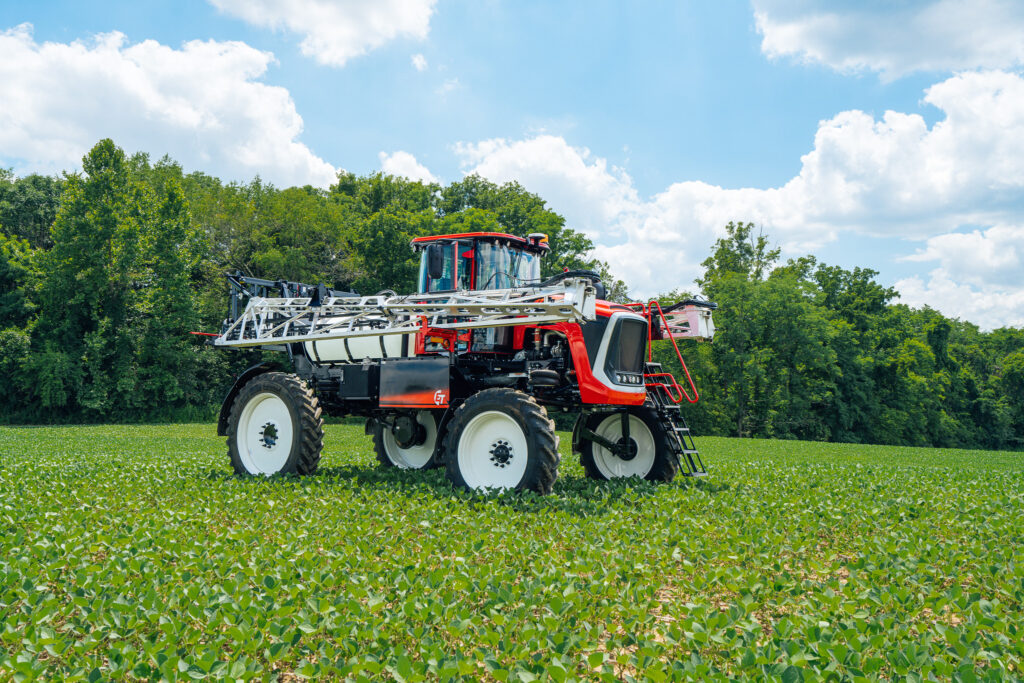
left=442, top=388, right=560, bottom=495
left=578, top=407, right=678, bottom=483
left=227, top=372, right=323, bottom=476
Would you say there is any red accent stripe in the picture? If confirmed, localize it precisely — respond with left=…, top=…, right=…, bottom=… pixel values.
left=380, top=403, right=441, bottom=409
left=409, top=232, right=549, bottom=252
left=379, top=389, right=449, bottom=408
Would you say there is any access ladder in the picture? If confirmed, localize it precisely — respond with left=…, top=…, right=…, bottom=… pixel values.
left=645, top=361, right=707, bottom=477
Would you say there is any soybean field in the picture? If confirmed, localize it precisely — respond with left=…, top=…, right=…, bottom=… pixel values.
left=1, top=424, right=1022, bottom=681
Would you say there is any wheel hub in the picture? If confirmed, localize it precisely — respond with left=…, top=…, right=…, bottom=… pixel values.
left=615, top=437, right=638, bottom=461
left=259, top=422, right=279, bottom=449
left=392, top=414, right=427, bottom=449
left=489, top=439, right=514, bottom=468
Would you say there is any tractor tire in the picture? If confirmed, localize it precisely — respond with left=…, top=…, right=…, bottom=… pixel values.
left=373, top=410, right=441, bottom=470
left=443, top=388, right=559, bottom=494
left=578, top=408, right=678, bottom=482
left=227, top=372, right=323, bottom=476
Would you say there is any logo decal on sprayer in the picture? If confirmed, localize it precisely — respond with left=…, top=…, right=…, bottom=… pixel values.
left=434, top=390, right=448, bottom=406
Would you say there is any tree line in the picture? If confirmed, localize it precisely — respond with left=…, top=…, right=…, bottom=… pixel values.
left=1, top=140, right=1021, bottom=449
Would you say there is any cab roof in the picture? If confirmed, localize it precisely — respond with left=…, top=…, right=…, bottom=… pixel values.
left=410, top=232, right=549, bottom=252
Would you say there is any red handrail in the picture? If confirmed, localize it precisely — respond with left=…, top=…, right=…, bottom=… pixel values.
left=624, top=300, right=699, bottom=404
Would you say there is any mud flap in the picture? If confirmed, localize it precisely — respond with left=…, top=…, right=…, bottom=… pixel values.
left=216, top=362, right=276, bottom=436
left=571, top=413, right=585, bottom=454
left=379, top=357, right=450, bottom=409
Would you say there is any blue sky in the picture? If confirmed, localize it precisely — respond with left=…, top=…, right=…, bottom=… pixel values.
left=1, top=0, right=1023, bottom=328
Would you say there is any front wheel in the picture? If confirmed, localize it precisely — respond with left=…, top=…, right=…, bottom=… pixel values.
left=227, top=372, right=323, bottom=476
left=443, top=389, right=559, bottom=494
left=578, top=408, right=678, bottom=482
left=373, top=410, right=440, bottom=469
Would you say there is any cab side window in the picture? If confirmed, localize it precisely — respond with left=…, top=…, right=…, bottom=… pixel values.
left=458, top=244, right=474, bottom=290
left=432, top=247, right=455, bottom=292
left=418, top=243, right=456, bottom=293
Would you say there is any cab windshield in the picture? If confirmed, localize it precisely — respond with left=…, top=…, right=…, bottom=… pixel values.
left=476, top=242, right=540, bottom=290
left=418, top=239, right=542, bottom=293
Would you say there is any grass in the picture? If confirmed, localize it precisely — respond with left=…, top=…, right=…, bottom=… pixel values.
left=1, top=424, right=1022, bottom=681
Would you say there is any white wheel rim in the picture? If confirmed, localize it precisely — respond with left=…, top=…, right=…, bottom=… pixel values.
left=236, top=392, right=294, bottom=475
left=382, top=411, right=438, bottom=469
left=457, top=410, right=528, bottom=490
left=591, top=414, right=656, bottom=479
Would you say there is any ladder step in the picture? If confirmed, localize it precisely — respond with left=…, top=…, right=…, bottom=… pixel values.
left=655, top=406, right=705, bottom=476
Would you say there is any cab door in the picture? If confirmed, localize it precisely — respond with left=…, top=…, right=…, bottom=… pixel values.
left=457, top=241, right=474, bottom=291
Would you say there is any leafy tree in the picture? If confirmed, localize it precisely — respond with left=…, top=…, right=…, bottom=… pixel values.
left=691, top=221, right=785, bottom=437
left=810, top=263, right=896, bottom=442
left=0, top=230, right=36, bottom=329
left=0, top=170, right=63, bottom=248
left=999, top=351, right=1024, bottom=447
left=352, top=205, right=435, bottom=294
left=698, top=221, right=779, bottom=290
left=337, top=173, right=438, bottom=294
left=814, top=264, right=895, bottom=332
left=32, top=140, right=148, bottom=417
left=0, top=327, right=32, bottom=416
left=135, top=175, right=204, bottom=412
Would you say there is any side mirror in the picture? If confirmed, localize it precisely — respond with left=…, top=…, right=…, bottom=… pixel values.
left=427, top=243, right=445, bottom=280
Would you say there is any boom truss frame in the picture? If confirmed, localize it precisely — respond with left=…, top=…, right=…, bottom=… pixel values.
left=214, top=278, right=597, bottom=349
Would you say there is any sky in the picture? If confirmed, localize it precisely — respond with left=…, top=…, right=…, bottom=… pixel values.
left=1, top=0, right=1023, bottom=329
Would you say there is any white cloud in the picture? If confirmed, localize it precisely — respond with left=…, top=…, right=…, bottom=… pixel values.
left=754, top=0, right=1024, bottom=79
left=455, top=72, right=1024, bottom=329
left=0, top=24, right=337, bottom=187
left=895, top=272, right=1024, bottom=329
left=903, top=224, right=1024, bottom=289
left=896, top=222, right=1024, bottom=328
left=454, top=136, right=640, bottom=240
left=378, top=150, right=437, bottom=184
left=411, top=53, right=427, bottom=71
left=209, top=0, right=436, bottom=67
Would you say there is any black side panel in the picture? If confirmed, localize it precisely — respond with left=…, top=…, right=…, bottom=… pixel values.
left=471, top=326, right=513, bottom=352
left=217, top=362, right=275, bottom=436
left=580, top=317, right=609, bottom=369
left=338, top=363, right=379, bottom=400
left=379, top=357, right=450, bottom=408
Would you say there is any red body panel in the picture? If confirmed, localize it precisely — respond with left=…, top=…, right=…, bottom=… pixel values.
left=544, top=321, right=647, bottom=406
left=410, top=293, right=657, bottom=408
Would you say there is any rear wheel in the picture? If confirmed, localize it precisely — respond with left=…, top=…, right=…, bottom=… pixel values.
left=227, top=372, right=323, bottom=476
left=373, top=410, right=440, bottom=469
left=443, top=389, right=559, bottom=494
left=579, top=408, right=678, bottom=482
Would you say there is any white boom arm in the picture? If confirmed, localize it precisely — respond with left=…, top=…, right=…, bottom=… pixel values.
left=214, top=278, right=597, bottom=349
left=659, top=305, right=715, bottom=341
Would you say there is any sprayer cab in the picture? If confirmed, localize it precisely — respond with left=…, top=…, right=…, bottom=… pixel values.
left=412, top=232, right=549, bottom=293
